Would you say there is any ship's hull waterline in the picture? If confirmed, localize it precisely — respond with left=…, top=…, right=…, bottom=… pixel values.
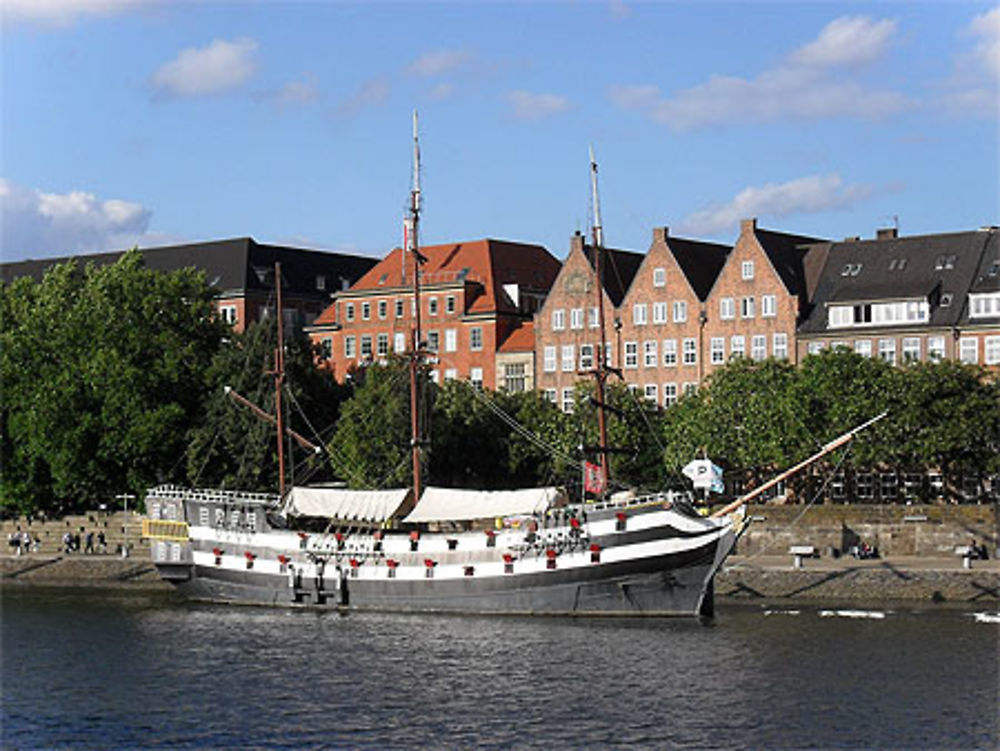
left=147, top=489, right=738, bottom=619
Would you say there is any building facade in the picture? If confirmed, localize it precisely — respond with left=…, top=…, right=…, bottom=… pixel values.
left=796, top=226, right=1000, bottom=369
left=617, top=227, right=730, bottom=407
left=533, top=232, right=644, bottom=411
left=306, top=239, right=560, bottom=390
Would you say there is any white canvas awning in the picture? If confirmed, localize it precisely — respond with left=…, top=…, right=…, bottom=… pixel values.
left=285, top=487, right=411, bottom=523
left=402, top=486, right=561, bottom=524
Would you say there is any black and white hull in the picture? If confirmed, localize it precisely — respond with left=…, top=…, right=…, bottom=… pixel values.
left=145, top=487, right=737, bottom=618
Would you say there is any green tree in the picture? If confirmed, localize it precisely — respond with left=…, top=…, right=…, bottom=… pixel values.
left=185, top=320, right=348, bottom=493
left=329, top=360, right=425, bottom=489
left=1, top=251, right=225, bottom=515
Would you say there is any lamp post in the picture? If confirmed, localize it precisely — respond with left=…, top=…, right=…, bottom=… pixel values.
left=116, top=493, right=135, bottom=558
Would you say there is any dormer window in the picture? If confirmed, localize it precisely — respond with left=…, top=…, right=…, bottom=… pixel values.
left=939, top=293, right=953, bottom=308
left=316, top=275, right=326, bottom=291
left=888, top=258, right=907, bottom=271
left=841, top=263, right=863, bottom=277
left=934, top=255, right=956, bottom=270
left=378, top=273, right=389, bottom=285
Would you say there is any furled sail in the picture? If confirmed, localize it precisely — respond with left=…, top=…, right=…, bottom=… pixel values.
left=285, top=487, right=411, bottom=523
left=402, top=486, right=563, bottom=523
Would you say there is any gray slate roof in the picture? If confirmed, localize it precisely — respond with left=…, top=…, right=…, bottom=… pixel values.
left=798, top=228, right=996, bottom=334
left=667, top=236, right=730, bottom=301
left=0, top=238, right=378, bottom=301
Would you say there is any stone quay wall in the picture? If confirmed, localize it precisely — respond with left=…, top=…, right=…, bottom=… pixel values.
left=732, top=502, right=998, bottom=558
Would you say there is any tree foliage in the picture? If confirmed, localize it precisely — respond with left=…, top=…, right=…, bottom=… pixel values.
left=1, top=251, right=225, bottom=515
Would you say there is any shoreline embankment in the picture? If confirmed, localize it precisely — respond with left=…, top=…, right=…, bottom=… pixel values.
left=2, top=553, right=997, bottom=606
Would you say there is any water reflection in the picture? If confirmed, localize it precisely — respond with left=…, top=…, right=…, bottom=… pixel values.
left=2, top=589, right=997, bottom=750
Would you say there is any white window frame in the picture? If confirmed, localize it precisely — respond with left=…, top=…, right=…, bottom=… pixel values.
left=682, top=338, right=697, bottom=366
left=985, top=336, right=1000, bottom=365
left=773, top=333, right=788, bottom=360
left=730, top=335, right=746, bottom=359
left=719, top=297, right=735, bottom=320
left=470, top=327, right=483, bottom=352
left=741, top=260, right=755, bottom=280
left=633, top=303, right=648, bottom=326
left=579, top=344, right=594, bottom=370
left=543, top=346, right=557, bottom=373
left=672, top=300, right=687, bottom=323
left=927, top=336, right=946, bottom=362
left=344, top=335, right=356, bottom=359
left=662, top=339, right=677, bottom=367
left=561, top=388, right=574, bottom=414
left=959, top=337, right=978, bottom=364
left=751, top=334, right=766, bottom=361
left=644, top=384, right=658, bottom=403
left=551, top=309, right=565, bottom=331
left=902, top=337, right=921, bottom=363
left=570, top=308, right=584, bottom=330
left=444, top=329, right=457, bottom=353
left=761, top=294, right=776, bottom=318
left=653, top=267, right=666, bottom=287
left=624, top=341, right=639, bottom=369
left=652, top=302, right=667, bottom=324
left=663, top=383, right=678, bottom=406
left=710, top=337, right=725, bottom=364
left=561, top=345, right=575, bottom=372
left=741, top=297, right=755, bottom=319
left=854, top=339, right=872, bottom=358
left=469, top=367, right=483, bottom=389
left=394, top=332, right=406, bottom=354
left=879, top=338, right=897, bottom=364
left=643, top=340, right=658, bottom=368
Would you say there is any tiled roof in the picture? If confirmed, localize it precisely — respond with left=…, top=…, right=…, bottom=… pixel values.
left=341, top=238, right=560, bottom=316
left=580, top=243, right=644, bottom=307
left=968, top=229, right=1000, bottom=296
left=754, top=228, right=827, bottom=299
left=0, top=238, right=378, bottom=300
left=498, top=321, right=535, bottom=352
left=798, top=228, right=994, bottom=333
left=667, top=236, right=730, bottom=301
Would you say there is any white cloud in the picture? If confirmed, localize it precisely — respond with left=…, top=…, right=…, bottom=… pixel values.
left=335, top=78, right=390, bottom=118
left=968, top=7, right=1000, bottom=79
left=677, top=174, right=876, bottom=235
left=427, top=82, right=455, bottom=101
left=406, top=49, right=471, bottom=77
left=0, top=179, right=173, bottom=259
left=609, top=15, right=910, bottom=130
left=790, top=16, right=897, bottom=67
left=256, top=74, right=319, bottom=110
left=1, top=0, right=151, bottom=27
left=506, top=90, right=572, bottom=121
left=151, top=38, right=258, bottom=97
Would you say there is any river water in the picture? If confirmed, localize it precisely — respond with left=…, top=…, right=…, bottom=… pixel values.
left=1, top=587, right=997, bottom=750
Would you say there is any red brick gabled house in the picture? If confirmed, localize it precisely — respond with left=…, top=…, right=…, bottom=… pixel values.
left=703, top=218, right=827, bottom=377
left=617, top=227, right=730, bottom=406
left=305, top=239, right=560, bottom=390
left=533, top=232, right=644, bottom=411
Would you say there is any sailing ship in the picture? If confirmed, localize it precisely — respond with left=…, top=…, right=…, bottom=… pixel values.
left=143, top=115, right=882, bottom=618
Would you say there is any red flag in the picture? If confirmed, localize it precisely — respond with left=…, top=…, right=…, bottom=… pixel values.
left=584, top=462, right=606, bottom=494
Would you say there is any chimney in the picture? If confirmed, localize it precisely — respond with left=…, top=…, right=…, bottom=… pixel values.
left=876, top=227, right=898, bottom=240
left=571, top=231, right=585, bottom=255
left=740, top=217, right=758, bottom=234
left=652, top=227, right=669, bottom=243
left=843, top=236, right=860, bottom=242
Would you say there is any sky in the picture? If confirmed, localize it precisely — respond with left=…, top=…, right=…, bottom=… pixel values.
left=1, top=1, right=998, bottom=264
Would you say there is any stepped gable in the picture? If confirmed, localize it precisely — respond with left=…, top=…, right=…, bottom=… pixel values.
left=798, top=228, right=993, bottom=334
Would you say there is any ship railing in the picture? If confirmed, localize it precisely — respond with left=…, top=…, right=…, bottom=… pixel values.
left=584, top=490, right=686, bottom=513
left=146, top=485, right=280, bottom=507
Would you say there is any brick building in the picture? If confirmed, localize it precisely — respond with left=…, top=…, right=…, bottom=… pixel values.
left=0, top=237, right=377, bottom=334
left=533, top=232, right=644, bottom=411
left=702, top=218, right=826, bottom=377
left=494, top=322, right=537, bottom=393
left=617, top=227, right=729, bottom=407
left=797, top=226, right=1000, bottom=368
left=306, top=239, right=560, bottom=390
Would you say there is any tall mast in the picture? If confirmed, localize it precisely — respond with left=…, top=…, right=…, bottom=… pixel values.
left=274, top=262, right=287, bottom=498
left=407, top=111, right=425, bottom=501
left=590, top=147, right=610, bottom=493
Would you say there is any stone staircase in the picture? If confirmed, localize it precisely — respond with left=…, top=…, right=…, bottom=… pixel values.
left=1, top=511, right=151, bottom=557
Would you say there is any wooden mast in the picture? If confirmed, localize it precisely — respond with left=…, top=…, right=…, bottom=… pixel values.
left=274, top=262, right=287, bottom=498
left=590, top=148, right=611, bottom=494
left=406, top=111, right=425, bottom=502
